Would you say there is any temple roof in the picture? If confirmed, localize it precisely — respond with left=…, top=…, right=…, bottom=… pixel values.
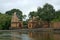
left=11, top=12, right=19, bottom=22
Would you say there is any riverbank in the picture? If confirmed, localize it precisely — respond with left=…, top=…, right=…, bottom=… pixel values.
left=0, top=28, right=60, bottom=33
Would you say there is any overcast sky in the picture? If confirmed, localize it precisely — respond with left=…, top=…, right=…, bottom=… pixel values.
left=0, top=0, right=60, bottom=18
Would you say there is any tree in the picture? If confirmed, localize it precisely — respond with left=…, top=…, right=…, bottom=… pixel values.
left=23, top=15, right=26, bottom=20
left=37, top=3, right=55, bottom=27
left=37, top=7, right=43, bottom=20
left=53, top=10, right=60, bottom=21
left=5, top=9, right=23, bottom=21
left=56, top=10, right=60, bottom=19
left=29, top=11, right=37, bottom=18
left=0, top=14, right=11, bottom=30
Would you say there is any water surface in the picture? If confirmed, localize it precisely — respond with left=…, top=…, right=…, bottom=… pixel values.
left=0, top=30, right=60, bottom=40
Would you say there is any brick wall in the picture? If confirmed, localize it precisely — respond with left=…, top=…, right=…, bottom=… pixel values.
left=51, top=22, right=60, bottom=28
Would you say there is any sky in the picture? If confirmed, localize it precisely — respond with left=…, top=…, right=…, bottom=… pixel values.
left=0, top=0, right=60, bottom=18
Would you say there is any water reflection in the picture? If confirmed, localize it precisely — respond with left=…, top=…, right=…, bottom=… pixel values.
left=28, top=32, right=53, bottom=40
left=11, top=31, right=22, bottom=40
left=0, top=31, right=60, bottom=40
left=54, top=33, right=60, bottom=40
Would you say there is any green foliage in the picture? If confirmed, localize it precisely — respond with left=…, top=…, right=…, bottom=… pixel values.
left=55, top=10, right=60, bottom=19
left=52, top=10, right=60, bottom=22
left=23, top=15, right=26, bottom=19
left=29, top=11, right=37, bottom=18
left=38, top=3, right=55, bottom=21
left=5, top=9, right=23, bottom=21
left=29, top=3, right=56, bottom=22
left=0, top=14, right=11, bottom=30
left=23, top=20, right=28, bottom=28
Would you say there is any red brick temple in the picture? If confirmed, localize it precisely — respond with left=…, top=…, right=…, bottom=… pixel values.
left=11, top=12, right=23, bottom=29
left=28, top=16, right=50, bottom=29
left=28, top=16, right=39, bottom=29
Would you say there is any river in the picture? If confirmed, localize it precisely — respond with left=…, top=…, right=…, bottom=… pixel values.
left=0, top=30, right=60, bottom=40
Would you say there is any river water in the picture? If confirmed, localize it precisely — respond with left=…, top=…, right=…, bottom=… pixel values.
left=0, top=31, right=60, bottom=40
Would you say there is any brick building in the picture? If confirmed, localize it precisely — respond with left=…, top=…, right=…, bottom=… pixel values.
left=11, top=12, right=23, bottom=29
left=28, top=16, right=41, bottom=29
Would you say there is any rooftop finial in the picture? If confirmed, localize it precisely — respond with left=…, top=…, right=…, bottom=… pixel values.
left=14, top=12, right=16, bottom=15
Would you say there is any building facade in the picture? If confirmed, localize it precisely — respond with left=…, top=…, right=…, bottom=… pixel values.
left=11, top=12, right=23, bottom=29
